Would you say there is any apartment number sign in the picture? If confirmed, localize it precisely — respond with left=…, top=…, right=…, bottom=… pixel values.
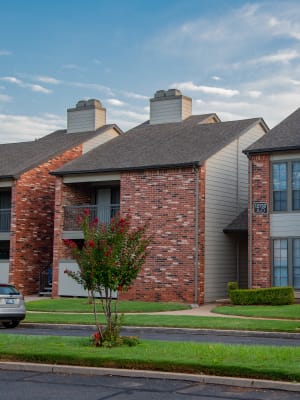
left=253, top=202, right=268, bottom=214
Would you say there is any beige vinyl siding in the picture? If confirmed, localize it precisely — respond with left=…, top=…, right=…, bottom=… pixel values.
left=67, top=108, right=106, bottom=133
left=238, top=124, right=266, bottom=208
left=238, top=239, right=248, bottom=288
left=182, top=97, right=193, bottom=120
left=204, top=124, right=266, bottom=302
left=270, top=213, right=300, bottom=236
left=58, top=261, right=116, bottom=297
left=204, top=140, right=238, bottom=302
left=150, top=97, right=192, bottom=124
left=0, top=261, right=9, bottom=283
left=83, top=127, right=120, bottom=154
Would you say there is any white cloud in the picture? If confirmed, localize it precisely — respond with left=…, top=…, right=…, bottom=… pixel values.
left=62, top=64, right=86, bottom=71
left=71, top=81, right=115, bottom=96
left=211, top=76, right=221, bottom=81
left=0, top=50, right=12, bottom=56
left=247, top=90, right=262, bottom=99
left=31, top=84, right=52, bottom=94
left=0, top=76, right=52, bottom=94
left=249, top=49, right=300, bottom=65
left=1, top=76, right=23, bottom=85
left=37, top=76, right=61, bottom=84
left=0, top=113, right=65, bottom=143
left=171, top=81, right=239, bottom=97
left=122, top=91, right=149, bottom=100
left=106, top=98, right=125, bottom=107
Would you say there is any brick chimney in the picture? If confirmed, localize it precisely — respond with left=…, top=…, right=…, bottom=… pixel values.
left=67, top=99, right=106, bottom=133
left=149, top=89, right=192, bottom=125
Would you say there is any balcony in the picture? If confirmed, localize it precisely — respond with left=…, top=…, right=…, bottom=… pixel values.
left=63, top=204, right=120, bottom=232
left=0, top=209, right=11, bottom=237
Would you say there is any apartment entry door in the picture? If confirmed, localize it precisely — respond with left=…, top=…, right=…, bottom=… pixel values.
left=96, top=188, right=111, bottom=224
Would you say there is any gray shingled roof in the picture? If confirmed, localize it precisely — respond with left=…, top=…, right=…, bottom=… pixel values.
left=53, top=115, right=265, bottom=175
left=0, top=125, right=121, bottom=179
left=245, top=107, right=300, bottom=154
left=223, top=208, right=248, bottom=233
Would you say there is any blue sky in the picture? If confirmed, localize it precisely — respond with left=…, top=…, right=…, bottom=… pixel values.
left=1, top=0, right=300, bottom=142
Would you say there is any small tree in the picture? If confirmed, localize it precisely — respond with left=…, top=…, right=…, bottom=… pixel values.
left=64, top=210, right=151, bottom=346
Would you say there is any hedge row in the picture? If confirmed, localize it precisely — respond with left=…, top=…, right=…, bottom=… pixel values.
left=228, top=286, right=294, bottom=305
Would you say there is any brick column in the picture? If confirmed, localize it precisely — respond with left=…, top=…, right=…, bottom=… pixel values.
left=249, top=154, right=271, bottom=288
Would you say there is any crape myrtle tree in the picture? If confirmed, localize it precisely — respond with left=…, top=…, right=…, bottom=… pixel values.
left=64, top=209, right=151, bottom=346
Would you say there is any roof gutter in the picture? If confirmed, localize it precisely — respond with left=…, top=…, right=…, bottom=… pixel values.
left=244, top=145, right=300, bottom=156
left=50, top=161, right=202, bottom=177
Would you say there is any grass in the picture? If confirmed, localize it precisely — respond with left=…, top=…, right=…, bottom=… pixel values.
left=26, top=299, right=189, bottom=313
left=24, top=312, right=300, bottom=332
left=0, top=334, right=299, bottom=382
left=212, top=304, right=300, bottom=319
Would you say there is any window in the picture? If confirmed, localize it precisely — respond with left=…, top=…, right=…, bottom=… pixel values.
left=272, top=163, right=287, bottom=211
left=293, top=239, right=300, bottom=289
left=273, top=239, right=288, bottom=286
left=292, top=162, right=300, bottom=210
left=273, top=238, right=300, bottom=289
left=272, top=160, right=300, bottom=211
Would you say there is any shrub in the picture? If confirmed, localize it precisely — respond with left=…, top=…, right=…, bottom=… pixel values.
left=227, top=281, right=238, bottom=293
left=229, top=286, right=294, bottom=306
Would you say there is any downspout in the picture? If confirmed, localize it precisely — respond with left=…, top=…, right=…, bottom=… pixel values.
left=194, top=165, right=199, bottom=304
left=249, top=158, right=253, bottom=288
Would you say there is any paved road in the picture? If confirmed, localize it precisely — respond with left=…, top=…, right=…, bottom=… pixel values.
left=1, top=325, right=299, bottom=347
left=0, top=369, right=299, bottom=400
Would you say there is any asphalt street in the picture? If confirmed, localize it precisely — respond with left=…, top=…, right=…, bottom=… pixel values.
left=1, top=324, right=299, bottom=347
left=0, top=369, right=299, bottom=400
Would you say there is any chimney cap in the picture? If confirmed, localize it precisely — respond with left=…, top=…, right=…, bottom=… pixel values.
left=154, top=89, right=182, bottom=99
left=76, top=99, right=103, bottom=109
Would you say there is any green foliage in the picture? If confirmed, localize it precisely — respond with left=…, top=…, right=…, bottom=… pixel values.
left=26, top=299, right=190, bottom=313
left=1, top=335, right=300, bottom=382
left=227, top=281, right=238, bottom=293
left=229, top=286, right=294, bottom=305
left=64, top=211, right=151, bottom=346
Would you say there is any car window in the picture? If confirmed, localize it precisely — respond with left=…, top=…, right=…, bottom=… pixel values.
left=0, top=286, right=20, bottom=295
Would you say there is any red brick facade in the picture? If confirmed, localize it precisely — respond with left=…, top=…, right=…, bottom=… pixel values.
left=9, top=146, right=83, bottom=295
left=118, top=166, right=205, bottom=304
left=249, top=154, right=271, bottom=288
left=52, top=166, right=207, bottom=304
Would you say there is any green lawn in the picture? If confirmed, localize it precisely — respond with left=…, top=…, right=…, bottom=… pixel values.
left=212, top=304, right=300, bottom=319
left=0, top=334, right=298, bottom=382
left=24, top=312, right=300, bottom=332
left=26, top=299, right=189, bottom=313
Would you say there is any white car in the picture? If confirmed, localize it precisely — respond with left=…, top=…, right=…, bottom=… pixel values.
left=0, top=284, right=26, bottom=328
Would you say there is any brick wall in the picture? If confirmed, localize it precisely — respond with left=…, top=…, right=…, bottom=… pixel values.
left=118, top=167, right=204, bottom=304
left=9, top=146, right=83, bottom=295
left=249, top=154, right=271, bottom=288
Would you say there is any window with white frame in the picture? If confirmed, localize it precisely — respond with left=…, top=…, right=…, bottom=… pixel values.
left=273, top=238, right=300, bottom=289
left=272, top=160, right=300, bottom=211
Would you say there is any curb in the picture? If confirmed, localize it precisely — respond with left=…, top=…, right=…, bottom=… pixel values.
left=21, top=322, right=300, bottom=339
left=0, top=361, right=299, bottom=392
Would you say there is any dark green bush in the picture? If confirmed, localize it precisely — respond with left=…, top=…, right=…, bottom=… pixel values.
left=229, top=286, right=294, bottom=305
left=227, top=281, right=238, bottom=293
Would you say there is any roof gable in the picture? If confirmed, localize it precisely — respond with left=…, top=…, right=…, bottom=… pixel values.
left=53, top=115, right=266, bottom=176
left=245, top=107, right=300, bottom=155
left=0, top=124, right=122, bottom=179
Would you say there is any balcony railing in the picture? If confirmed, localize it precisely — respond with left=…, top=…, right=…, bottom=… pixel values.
left=63, top=204, right=120, bottom=231
left=0, top=209, right=11, bottom=232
